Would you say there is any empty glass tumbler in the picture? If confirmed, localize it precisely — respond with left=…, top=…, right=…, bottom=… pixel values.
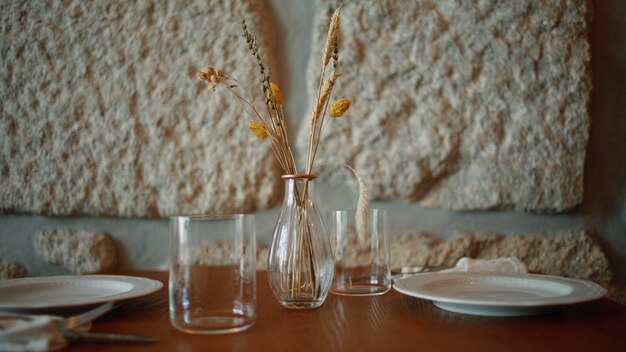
left=169, top=214, right=256, bottom=334
left=328, top=209, right=390, bottom=296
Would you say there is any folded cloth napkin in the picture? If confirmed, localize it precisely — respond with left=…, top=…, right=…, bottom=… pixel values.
left=440, top=257, right=527, bottom=273
left=0, top=314, right=69, bottom=352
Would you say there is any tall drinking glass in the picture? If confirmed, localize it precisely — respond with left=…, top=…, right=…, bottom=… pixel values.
left=169, top=214, right=256, bottom=334
left=328, top=209, right=390, bottom=296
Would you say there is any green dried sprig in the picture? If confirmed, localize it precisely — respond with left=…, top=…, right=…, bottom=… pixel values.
left=241, top=19, right=276, bottom=110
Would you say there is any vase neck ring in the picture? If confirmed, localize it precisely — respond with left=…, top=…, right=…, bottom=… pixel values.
left=281, top=174, right=317, bottom=180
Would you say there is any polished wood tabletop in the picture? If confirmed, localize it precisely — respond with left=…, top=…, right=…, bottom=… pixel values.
left=68, top=271, right=626, bottom=352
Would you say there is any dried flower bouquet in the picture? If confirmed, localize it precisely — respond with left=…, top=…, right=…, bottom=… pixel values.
left=197, top=8, right=349, bottom=176
left=197, top=8, right=355, bottom=308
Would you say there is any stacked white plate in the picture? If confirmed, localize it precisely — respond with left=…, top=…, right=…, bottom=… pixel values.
left=393, top=272, right=606, bottom=316
left=0, top=275, right=163, bottom=312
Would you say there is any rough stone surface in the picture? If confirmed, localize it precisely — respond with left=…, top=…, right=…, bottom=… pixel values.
left=303, top=0, right=591, bottom=212
left=0, top=259, right=27, bottom=279
left=477, top=231, right=612, bottom=284
left=35, top=229, right=118, bottom=274
left=0, top=0, right=280, bottom=217
left=183, top=240, right=265, bottom=269
left=390, top=230, right=612, bottom=285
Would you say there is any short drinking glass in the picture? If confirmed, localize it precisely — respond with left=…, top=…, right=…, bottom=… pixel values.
left=328, top=209, right=390, bottom=296
left=169, top=214, right=256, bottom=334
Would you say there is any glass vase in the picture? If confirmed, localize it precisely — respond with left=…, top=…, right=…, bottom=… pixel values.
left=268, top=174, right=334, bottom=309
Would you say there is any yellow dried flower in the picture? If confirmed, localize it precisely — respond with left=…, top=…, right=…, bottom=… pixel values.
left=197, top=66, right=223, bottom=91
left=268, top=81, right=283, bottom=107
left=248, top=121, right=269, bottom=139
left=328, top=97, right=351, bottom=118
left=197, top=70, right=210, bottom=81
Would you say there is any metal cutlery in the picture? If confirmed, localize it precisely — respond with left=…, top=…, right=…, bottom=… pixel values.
left=62, top=330, right=158, bottom=343
left=53, top=303, right=158, bottom=343
left=0, top=302, right=114, bottom=331
left=391, top=262, right=450, bottom=280
left=1, top=302, right=158, bottom=344
left=52, top=302, right=115, bottom=331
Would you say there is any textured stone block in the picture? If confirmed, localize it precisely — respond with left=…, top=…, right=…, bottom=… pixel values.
left=180, top=240, right=268, bottom=270
left=35, top=229, right=117, bottom=274
left=304, top=0, right=590, bottom=212
left=0, top=259, right=27, bottom=280
left=391, top=230, right=612, bottom=285
left=0, top=0, right=280, bottom=217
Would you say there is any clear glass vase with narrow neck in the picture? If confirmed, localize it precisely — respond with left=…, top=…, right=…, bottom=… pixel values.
left=267, top=174, right=334, bottom=309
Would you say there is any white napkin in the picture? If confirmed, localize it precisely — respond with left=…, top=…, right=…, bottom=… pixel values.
left=0, top=314, right=69, bottom=352
left=440, top=257, right=527, bottom=273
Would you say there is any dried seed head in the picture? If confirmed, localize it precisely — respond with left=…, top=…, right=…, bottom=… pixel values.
left=332, top=38, right=339, bottom=69
left=241, top=18, right=274, bottom=105
left=268, top=82, right=283, bottom=107
left=328, top=70, right=341, bottom=86
left=323, top=8, right=341, bottom=66
left=248, top=121, right=269, bottom=139
left=328, top=97, right=351, bottom=118
left=197, top=71, right=210, bottom=81
left=313, top=81, right=332, bottom=124
left=197, top=66, right=224, bottom=91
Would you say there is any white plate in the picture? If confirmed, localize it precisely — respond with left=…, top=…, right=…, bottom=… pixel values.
left=0, top=275, right=163, bottom=311
left=393, top=272, right=606, bottom=316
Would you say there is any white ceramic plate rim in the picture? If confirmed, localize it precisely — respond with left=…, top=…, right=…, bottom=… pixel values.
left=393, top=272, right=606, bottom=307
left=0, top=275, right=163, bottom=309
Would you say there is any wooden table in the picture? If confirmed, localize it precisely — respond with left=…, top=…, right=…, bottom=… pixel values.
left=68, top=271, right=626, bottom=351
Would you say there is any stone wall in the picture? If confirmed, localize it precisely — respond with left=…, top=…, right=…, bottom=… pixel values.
left=0, top=0, right=281, bottom=217
left=304, top=0, right=590, bottom=212
left=1, top=0, right=622, bottom=301
left=1, top=0, right=590, bottom=217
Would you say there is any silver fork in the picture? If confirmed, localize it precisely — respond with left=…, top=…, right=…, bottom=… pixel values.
left=0, top=302, right=114, bottom=330
left=391, top=258, right=451, bottom=280
left=391, top=267, right=447, bottom=280
left=52, top=303, right=157, bottom=343
left=52, top=302, right=115, bottom=331
left=2, top=302, right=157, bottom=343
